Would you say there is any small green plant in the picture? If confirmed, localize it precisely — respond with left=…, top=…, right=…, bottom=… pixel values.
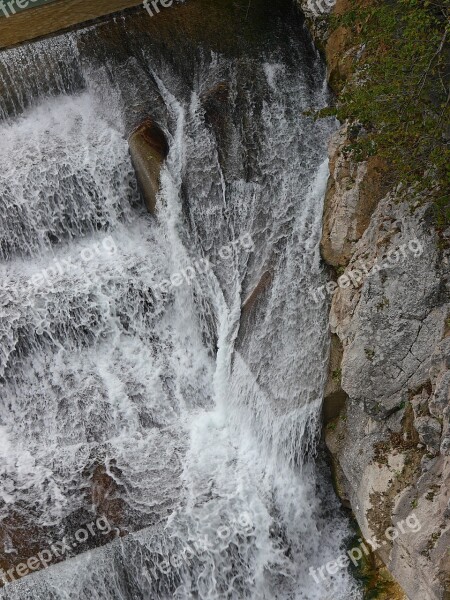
left=332, top=368, right=342, bottom=381
left=376, top=297, right=390, bottom=312
left=365, top=348, right=375, bottom=361
left=372, top=402, right=382, bottom=415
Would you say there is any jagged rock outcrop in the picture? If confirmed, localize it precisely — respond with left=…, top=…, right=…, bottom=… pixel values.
left=324, top=181, right=450, bottom=600
left=320, top=124, right=391, bottom=266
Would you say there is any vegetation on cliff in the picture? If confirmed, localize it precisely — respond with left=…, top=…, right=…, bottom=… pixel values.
left=320, top=0, right=449, bottom=226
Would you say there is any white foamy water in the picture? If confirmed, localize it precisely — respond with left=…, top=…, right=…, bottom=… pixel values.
left=0, top=24, right=362, bottom=600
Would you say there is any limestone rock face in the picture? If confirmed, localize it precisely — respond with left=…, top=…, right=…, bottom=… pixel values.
left=322, top=134, right=450, bottom=599
left=128, top=119, right=169, bottom=215
left=294, top=0, right=356, bottom=77
left=320, top=124, right=390, bottom=267
left=295, top=0, right=450, bottom=596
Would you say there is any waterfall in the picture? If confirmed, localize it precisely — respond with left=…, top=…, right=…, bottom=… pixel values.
left=0, top=2, right=362, bottom=599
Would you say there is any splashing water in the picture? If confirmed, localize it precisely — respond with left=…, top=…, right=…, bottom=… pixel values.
left=0, top=8, right=362, bottom=600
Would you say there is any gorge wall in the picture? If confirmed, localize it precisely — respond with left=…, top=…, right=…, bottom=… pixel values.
left=297, top=1, right=450, bottom=599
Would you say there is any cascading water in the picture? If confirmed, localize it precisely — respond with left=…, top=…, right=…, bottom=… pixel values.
left=0, top=1, right=363, bottom=598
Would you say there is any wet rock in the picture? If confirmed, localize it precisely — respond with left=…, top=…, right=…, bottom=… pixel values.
left=200, top=81, right=235, bottom=176
left=0, top=512, right=45, bottom=584
left=295, top=0, right=364, bottom=91
left=201, top=82, right=230, bottom=133
left=128, top=119, right=169, bottom=215
left=241, top=271, right=272, bottom=317
left=88, top=462, right=126, bottom=536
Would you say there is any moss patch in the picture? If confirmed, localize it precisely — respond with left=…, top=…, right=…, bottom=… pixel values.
left=346, top=524, right=406, bottom=599
left=319, top=0, right=450, bottom=226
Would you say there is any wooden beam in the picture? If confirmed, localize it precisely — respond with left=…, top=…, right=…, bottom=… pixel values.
left=0, top=0, right=60, bottom=18
left=0, top=0, right=145, bottom=50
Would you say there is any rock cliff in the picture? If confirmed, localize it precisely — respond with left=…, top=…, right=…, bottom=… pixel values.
left=297, top=0, right=450, bottom=598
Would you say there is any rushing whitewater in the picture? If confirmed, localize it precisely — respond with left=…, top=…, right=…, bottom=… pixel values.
left=0, top=4, right=362, bottom=599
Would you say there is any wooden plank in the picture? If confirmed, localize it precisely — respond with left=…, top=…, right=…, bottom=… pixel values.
left=0, top=0, right=145, bottom=49
left=0, top=0, right=58, bottom=19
